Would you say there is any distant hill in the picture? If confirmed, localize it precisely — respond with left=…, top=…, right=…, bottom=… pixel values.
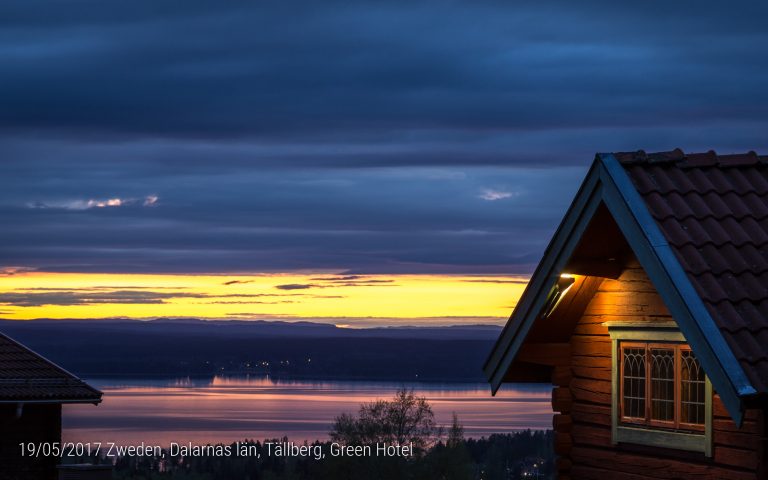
left=0, top=319, right=503, bottom=382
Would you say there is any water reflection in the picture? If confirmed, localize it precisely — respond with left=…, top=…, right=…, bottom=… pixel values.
left=63, top=376, right=552, bottom=445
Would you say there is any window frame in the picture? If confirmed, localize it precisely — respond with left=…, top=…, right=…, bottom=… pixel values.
left=607, top=321, right=712, bottom=456
left=618, top=342, right=705, bottom=432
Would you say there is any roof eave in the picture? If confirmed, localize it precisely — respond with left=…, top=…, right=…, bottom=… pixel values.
left=0, top=397, right=102, bottom=405
left=484, top=158, right=604, bottom=393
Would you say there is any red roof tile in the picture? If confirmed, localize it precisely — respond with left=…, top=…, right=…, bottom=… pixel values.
left=618, top=149, right=768, bottom=393
left=0, top=333, right=102, bottom=403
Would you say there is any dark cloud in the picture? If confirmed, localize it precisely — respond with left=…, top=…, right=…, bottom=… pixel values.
left=309, top=276, right=366, bottom=282
left=309, top=276, right=397, bottom=287
left=274, top=284, right=318, bottom=291
left=223, top=280, right=254, bottom=286
left=204, top=300, right=296, bottom=305
left=463, top=279, right=529, bottom=284
left=0, top=289, right=309, bottom=307
left=1, top=1, right=766, bottom=274
left=274, top=279, right=398, bottom=290
left=0, top=290, right=196, bottom=307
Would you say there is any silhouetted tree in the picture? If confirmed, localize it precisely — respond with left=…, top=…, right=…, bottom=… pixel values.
left=330, top=388, right=441, bottom=453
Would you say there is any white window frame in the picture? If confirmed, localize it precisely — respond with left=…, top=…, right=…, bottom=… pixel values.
left=606, top=321, right=712, bottom=456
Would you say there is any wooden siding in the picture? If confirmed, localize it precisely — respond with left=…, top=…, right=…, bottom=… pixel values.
left=553, top=259, right=767, bottom=480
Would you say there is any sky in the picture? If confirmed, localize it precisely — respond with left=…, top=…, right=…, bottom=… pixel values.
left=1, top=1, right=767, bottom=325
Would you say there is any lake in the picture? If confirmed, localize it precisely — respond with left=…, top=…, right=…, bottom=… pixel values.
left=63, top=377, right=553, bottom=445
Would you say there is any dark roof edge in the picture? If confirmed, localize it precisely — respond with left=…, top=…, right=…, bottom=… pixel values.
left=483, top=159, right=604, bottom=392
left=0, top=332, right=102, bottom=404
left=0, top=399, right=102, bottom=404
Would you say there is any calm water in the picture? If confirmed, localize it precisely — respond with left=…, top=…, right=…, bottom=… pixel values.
left=63, top=377, right=552, bottom=445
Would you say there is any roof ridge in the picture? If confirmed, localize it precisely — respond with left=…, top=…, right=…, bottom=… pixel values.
left=651, top=212, right=768, bottom=222
left=616, top=148, right=767, bottom=167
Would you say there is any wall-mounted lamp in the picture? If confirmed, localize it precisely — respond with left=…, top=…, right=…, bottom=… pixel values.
left=542, top=274, right=576, bottom=318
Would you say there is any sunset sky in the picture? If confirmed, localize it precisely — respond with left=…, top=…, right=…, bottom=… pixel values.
left=0, top=271, right=525, bottom=326
left=1, top=1, right=767, bottom=326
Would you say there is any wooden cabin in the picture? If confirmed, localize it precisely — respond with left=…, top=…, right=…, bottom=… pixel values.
left=0, top=332, right=102, bottom=480
left=484, top=150, right=768, bottom=479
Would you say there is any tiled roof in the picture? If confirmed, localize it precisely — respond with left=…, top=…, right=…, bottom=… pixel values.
left=0, top=333, right=102, bottom=402
left=617, top=148, right=768, bottom=393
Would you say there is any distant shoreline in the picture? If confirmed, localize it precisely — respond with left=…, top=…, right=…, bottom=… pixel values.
left=0, top=319, right=502, bottom=383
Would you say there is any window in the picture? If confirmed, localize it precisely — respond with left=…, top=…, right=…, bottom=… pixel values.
left=607, top=321, right=712, bottom=455
left=619, top=343, right=704, bottom=431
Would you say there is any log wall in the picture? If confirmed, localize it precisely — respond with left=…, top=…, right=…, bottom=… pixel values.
left=553, top=259, right=767, bottom=480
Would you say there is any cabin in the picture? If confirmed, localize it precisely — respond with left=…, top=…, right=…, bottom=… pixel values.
left=484, top=149, right=768, bottom=479
left=0, top=332, right=102, bottom=480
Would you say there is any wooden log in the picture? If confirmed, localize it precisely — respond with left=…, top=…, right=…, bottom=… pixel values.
left=575, top=314, right=613, bottom=325
left=570, top=378, right=612, bottom=405
left=571, top=402, right=611, bottom=427
left=713, top=417, right=760, bottom=435
left=571, top=423, right=612, bottom=448
left=713, top=396, right=760, bottom=421
left=713, top=445, right=759, bottom=470
left=571, top=355, right=611, bottom=369
left=598, top=278, right=658, bottom=293
left=570, top=465, right=655, bottom=480
left=712, top=429, right=760, bottom=451
left=571, top=377, right=611, bottom=394
left=570, top=445, right=756, bottom=480
left=573, top=322, right=610, bottom=336
left=553, top=414, right=573, bottom=433
left=554, top=431, right=572, bottom=455
left=577, top=314, right=673, bottom=325
left=552, top=386, right=573, bottom=413
left=556, top=456, right=572, bottom=472
left=571, top=341, right=611, bottom=359
left=584, top=291, right=670, bottom=317
left=571, top=365, right=612, bottom=381
left=552, top=365, right=572, bottom=387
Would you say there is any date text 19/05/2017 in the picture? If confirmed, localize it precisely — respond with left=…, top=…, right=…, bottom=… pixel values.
left=19, top=441, right=414, bottom=460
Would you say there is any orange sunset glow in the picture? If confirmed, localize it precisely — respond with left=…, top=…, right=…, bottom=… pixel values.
left=0, top=272, right=527, bottom=326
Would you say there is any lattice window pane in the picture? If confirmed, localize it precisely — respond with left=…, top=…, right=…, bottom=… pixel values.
left=681, top=350, right=705, bottom=425
left=650, top=348, right=675, bottom=422
left=622, top=347, right=646, bottom=419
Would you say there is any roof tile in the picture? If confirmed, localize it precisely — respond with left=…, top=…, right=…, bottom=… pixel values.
left=682, top=151, right=718, bottom=167
left=740, top=192, right=768, bottom=218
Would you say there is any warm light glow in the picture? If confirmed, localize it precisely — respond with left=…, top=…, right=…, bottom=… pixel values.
left=543, top=273, right=578, bottom=318
left=0, top=272, right=529, bottom=327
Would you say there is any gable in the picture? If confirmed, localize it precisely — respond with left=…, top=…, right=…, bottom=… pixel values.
left=484, top=152, right=759, bottom=425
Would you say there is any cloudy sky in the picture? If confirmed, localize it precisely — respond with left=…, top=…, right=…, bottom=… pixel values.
left=1, top=1, right=766, bottom=323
